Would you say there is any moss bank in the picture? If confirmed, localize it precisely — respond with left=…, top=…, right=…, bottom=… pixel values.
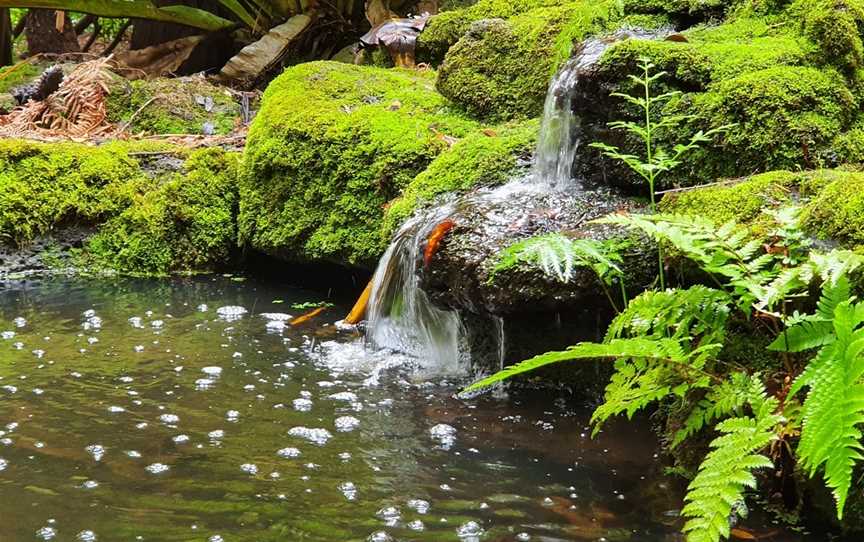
left=239, top=61, right=477, bottom=267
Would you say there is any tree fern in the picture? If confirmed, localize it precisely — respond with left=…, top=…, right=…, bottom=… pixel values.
left=682, top=388, right=781, bottom=542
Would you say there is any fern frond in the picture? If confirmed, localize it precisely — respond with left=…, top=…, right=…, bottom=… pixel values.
left=682, top=393, right=781, bottom=542
left=792, top=300, right=864, bottom=518
left=462, top=337, right=700, bottom=394
left=492, top=234, right=623, bottom=284
left=672, top=372, right=762, bottom=448
left=606, top=286, right=731, bottom=344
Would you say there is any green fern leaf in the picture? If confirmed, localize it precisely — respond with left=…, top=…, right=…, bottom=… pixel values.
left=682, top=395, right=780, bottom=542
left=793, top=300, right=864, bottom=518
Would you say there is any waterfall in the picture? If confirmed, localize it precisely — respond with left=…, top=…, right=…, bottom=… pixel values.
left=364, top=28, right=663, bottom=369
left=533, top=29, right=663, bottom=191
left=366, top=203, right=464, bottom=373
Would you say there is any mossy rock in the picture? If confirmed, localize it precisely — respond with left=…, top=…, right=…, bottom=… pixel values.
left=0, top=139, right=157, bottom=245
left=581, top=23, right=853, bottom=190
left=239, top=61, right=477, bottom=268
left=791, top=0, right=864, bottom=71
left=418, top=0, right=568, bottom=64
left=435, top=0, right=617, bottom=121
left=383, top=118, right=538, bottom=236
left=106, top=75, right=245, bottom=135
left=85, top=148, right=240, bottom=275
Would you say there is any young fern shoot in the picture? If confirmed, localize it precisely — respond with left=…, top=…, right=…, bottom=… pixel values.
left=589, top=56, right=730, bottom=289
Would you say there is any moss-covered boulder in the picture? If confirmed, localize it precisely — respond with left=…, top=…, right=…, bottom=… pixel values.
left=435, top=0, right=618, bottom=120
left=0, top=139, right=152, bottom=244
left=85, top=148, right=240, bottom=275
left=383, top=119, right=538, bottom=236
left=239, top=61, right=478, bottom=268
left=107, top=75, right=247, bottom=136
left=575, top=11, right=858, bottom=191
left=659, top=168, right=864, bottom=251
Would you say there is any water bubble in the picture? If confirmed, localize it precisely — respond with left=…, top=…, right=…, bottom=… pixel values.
left=288, top=427, right=332, bottom=446
left=407, top=499, right=430, bottom=514
left=277, top=447, right=301, bottom=458
left=216, top=306, right=247, bottom=321
left=367, top=532, right=393, bottom=542
left=77, top=530, right=97, bottom=541
left=429, top=424, right=457, bottom=449
left=36, top=527, right=56, bottom=540
left=407, top=520, right=424, bottom=531
left=201, top=366, right=223, bottom=377
left=339, top=481, right=357, bottom=501
left=260, top=313, right=292, bottom=321
left=197, top=304, right=208, bottom=312
left=196, top=378, right=215, bottom=390
left=107, top=406, right=125, bottom=413
left=208, top=430, right=225, bottom=440
left=375, top=506, right=401, bottom=526
left=292, top=398, right=313, bottom=411
left=151, top=320, right=165, bottom=329
left=13, top=317, right=26, bottom=328
left=226, top=410, right=240, bottom=421
left=0, top=458, right=7, bottom=471
left=1, top=331, right=14, bottom=339
left=134, top=345, right=144, bottom=352
left=327, top=391, right=358, bottom=402
left=172, top=435, right=190, bottom=444
left=516, top=533, right=531, bottom=541
left=208, top=536, right=223, bottom=542
left=81, top=480, right=99, bottom=489
left=2, top=385, right=17, bottom=393
left=145, top=463, right=170, bottom=474
left=456, top=521, right=484, bottom=541
left=240, top=463, right=258, bottom=475
left=125, top=450, right=142, bottom=458
left=85, top=444, right=106, bottom=462
left=128, top=317, right=143, bottom=328
left=334, top=416, right=360, bottom=432
left=159, top=414, right=180, bottom=425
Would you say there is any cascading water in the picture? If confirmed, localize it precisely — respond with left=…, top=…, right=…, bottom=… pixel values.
left=366, top=203, right=464, bottom=373
left=365, top=28, right=664, bottom=370
left=533, top=28, right=666, bottom=191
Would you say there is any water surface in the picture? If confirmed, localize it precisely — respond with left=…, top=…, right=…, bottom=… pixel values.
left=0, top=276, right=798, bottom=541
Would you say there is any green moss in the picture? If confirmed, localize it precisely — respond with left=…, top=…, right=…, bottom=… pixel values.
left=419, top=0, right=566, bottom=64
left=383, top=119, right=538, bottom=236
left=685, top=66, right=855, bottom=179
left=106, top=76, right=243, bottom=135
left=791, top=0, right=864, bottom=70
left=660, top=171, right=798, bottom=233
left=436, top=0, right=616, bottom=120
left=0, top=62, right=44, bottom=95
left=800, top=170, right=864, bottom=249
left=239, top=61, right=477, bottom=267
left=0, top=140, right=154, bottom=245
left=86, top=148, right=240, bottom=275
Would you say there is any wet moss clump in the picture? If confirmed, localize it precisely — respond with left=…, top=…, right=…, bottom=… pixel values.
left=239, top=61, right=477, bottom=267
left=85, top=148, right=240, bottom=275
left=0, top=139, right=154, bottom=245
left=106, top=76, right=244, bottom=135
left=382, top=119, right=538, bottom=236
left=436, top=0, right=617, bottom=120
left=800, top=170, right=864, bottom=251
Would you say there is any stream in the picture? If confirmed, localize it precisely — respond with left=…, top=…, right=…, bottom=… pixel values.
left=0, top=275, right=805, bottom=541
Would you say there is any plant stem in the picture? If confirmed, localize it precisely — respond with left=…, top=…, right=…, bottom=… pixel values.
left=642, top=64, right=665, bottom=290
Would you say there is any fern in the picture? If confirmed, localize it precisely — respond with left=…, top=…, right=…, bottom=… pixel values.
left=606, top=286, right=731, bottom=344
left=789, top=299, right=864, bottom=517
left=672, top=372, right=764, bottom=448
left=492, top=233, right=623, bottom=284
left=681, top=389, right=781, bottom=542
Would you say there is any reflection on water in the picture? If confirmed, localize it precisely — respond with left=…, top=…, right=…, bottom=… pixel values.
left=0, top=276, right=799, bottom=541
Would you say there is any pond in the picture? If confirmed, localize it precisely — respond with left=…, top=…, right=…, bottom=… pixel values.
left=0, top=275, right=801, bottom=541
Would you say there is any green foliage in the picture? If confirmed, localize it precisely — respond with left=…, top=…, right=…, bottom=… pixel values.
left=682, top=393, right=782, bottom=542
left=239, top=61, right=477, bottom=266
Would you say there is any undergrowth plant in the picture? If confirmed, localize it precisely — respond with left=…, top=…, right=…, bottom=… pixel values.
left=465, top=208, right=864, bottom=542
left=589, top=57, right=731, bottom=289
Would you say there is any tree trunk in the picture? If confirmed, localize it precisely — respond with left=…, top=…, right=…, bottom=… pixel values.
left=25, top=9, right=80, bottom=56
left=0, top=9, right=12, bottom=66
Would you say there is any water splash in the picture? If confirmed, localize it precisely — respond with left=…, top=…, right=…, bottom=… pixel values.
left=533, top=29, right=665, bottom=190
left=366, top=204, right=464, bottom=373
